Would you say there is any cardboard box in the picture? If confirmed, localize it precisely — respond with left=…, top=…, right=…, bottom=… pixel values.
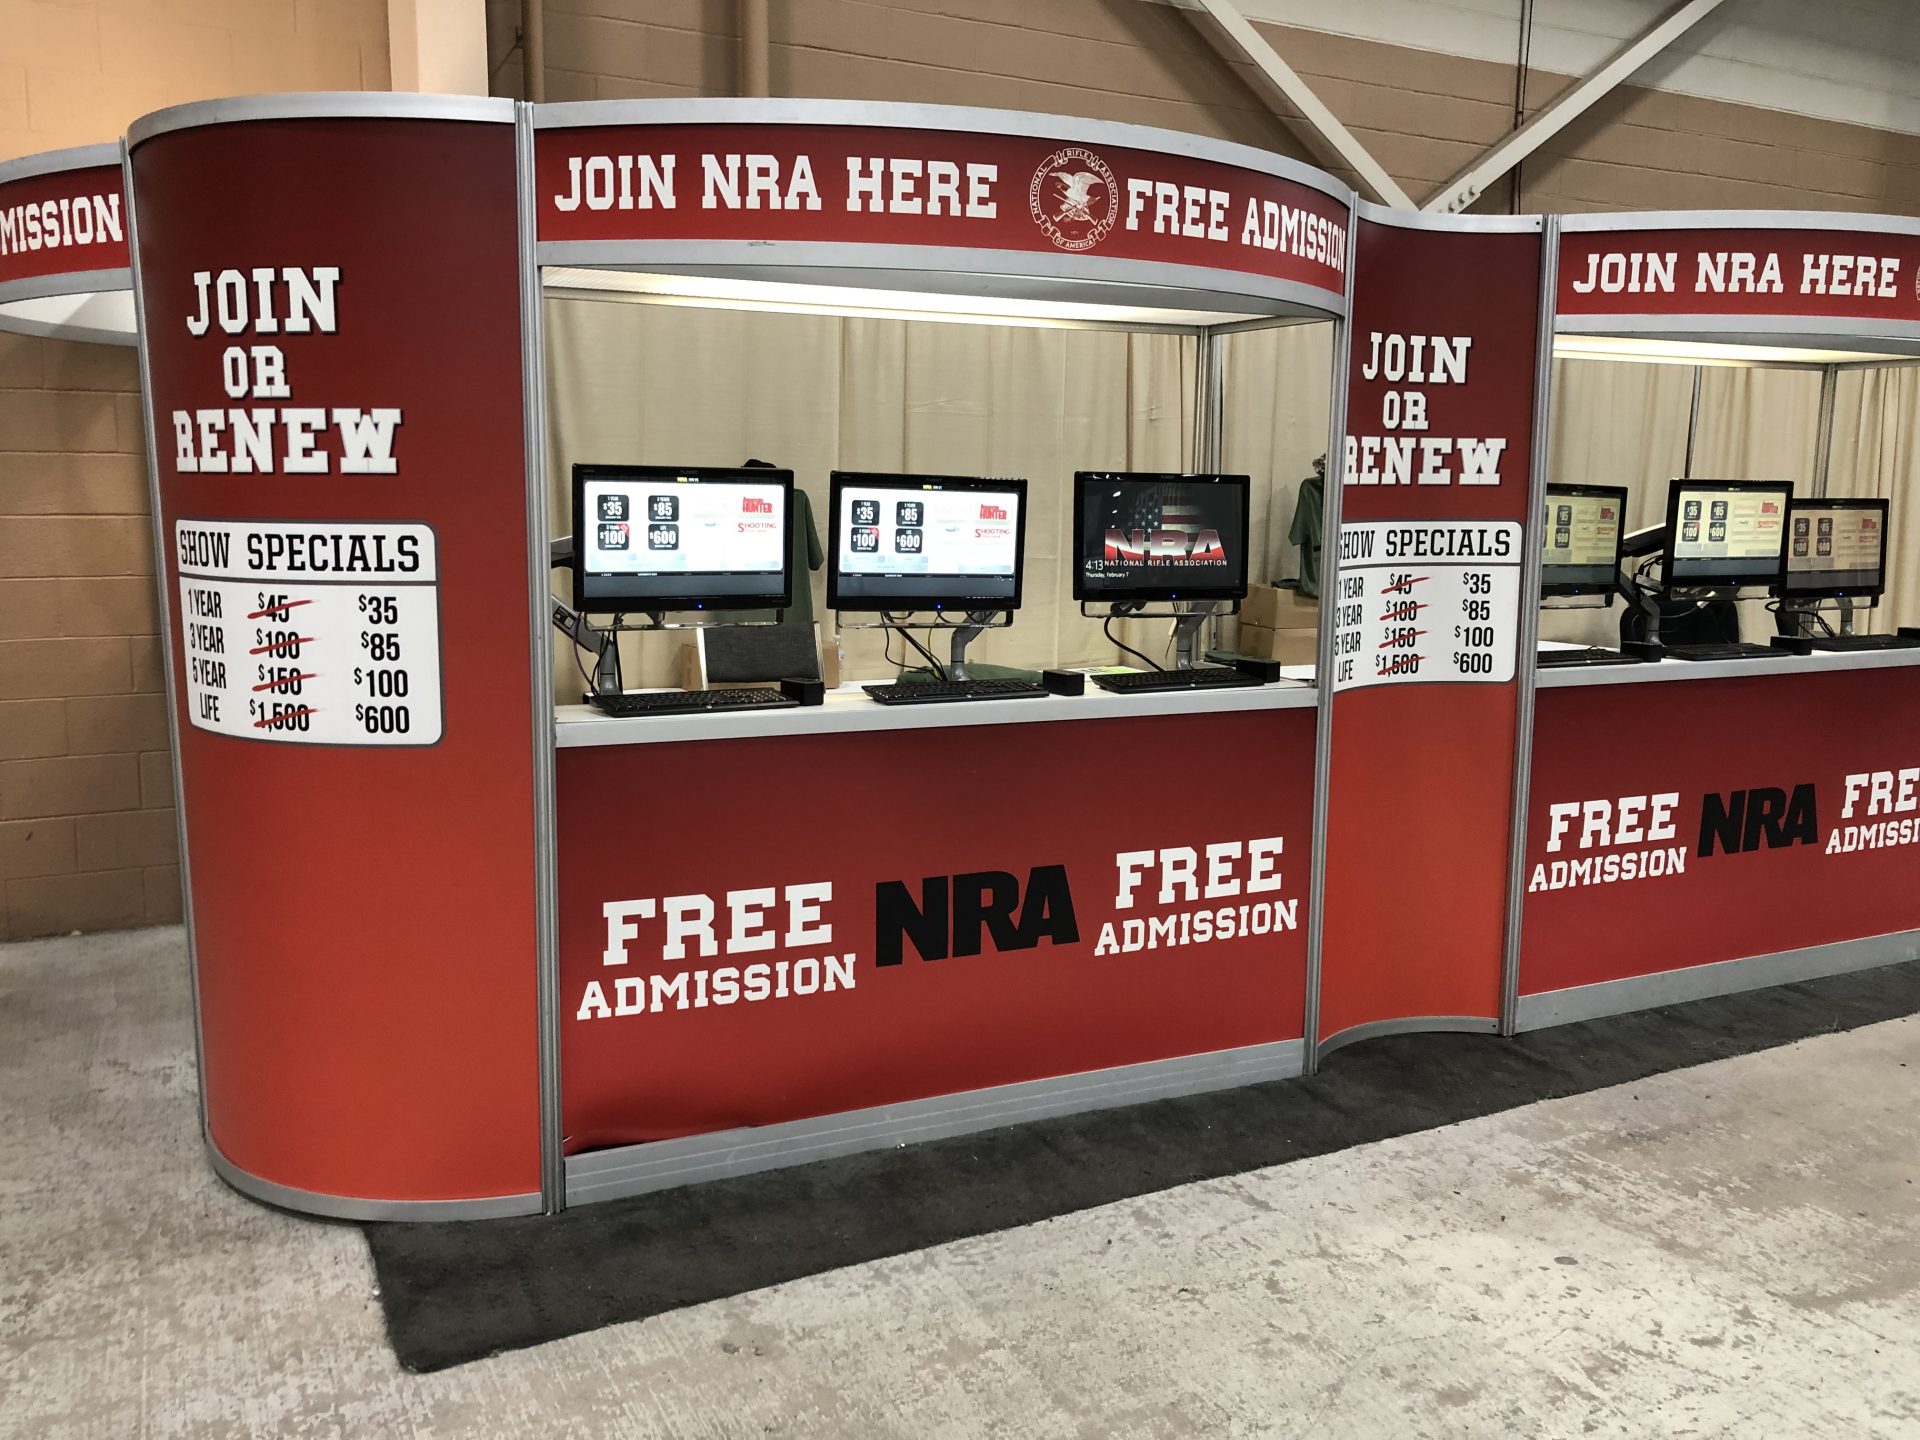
left=1241, top=583, right=1318, bottom=630
left=1234, top=620, right=1318, bottom=665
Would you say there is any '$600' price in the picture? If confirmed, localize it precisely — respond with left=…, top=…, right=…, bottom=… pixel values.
left=354, top=703, right=412, bottom=735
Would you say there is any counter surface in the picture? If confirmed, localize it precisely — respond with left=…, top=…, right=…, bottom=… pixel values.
left=556, top=676, right=1320, bottom=748
left=1535, top=645, right=1920, bottom=688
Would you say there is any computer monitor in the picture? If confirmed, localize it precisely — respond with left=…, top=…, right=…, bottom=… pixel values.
left=827, top=473, right=1027, bottom=611
left=1659, top=479, right=1794, bottom=591
left=1774, top=497, right=1888, bottom=604
left=1541, top=483, right=1627, bottom=602
left=571, top=464, right=794, bottom=612
left=1072, top=472, right=1251, bottom=605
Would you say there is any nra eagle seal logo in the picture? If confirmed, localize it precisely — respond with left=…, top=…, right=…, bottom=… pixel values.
left=1029, top=146, right=1119, bottom=252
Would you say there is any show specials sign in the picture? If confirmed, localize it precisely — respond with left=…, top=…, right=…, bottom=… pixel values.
left=535, top=120, right=1351, bottom=303
left=1317, top=213, right=1545, bottom=1043
left=161, top=265, right=441, bottom=746
left=556, top=709, right=1315, bottom=1149
left=0, top=153, right=127, bottom=288
left=1558, top=223, right=1920, bottom=325
left=1522, top=667, right=1920, bottom=997
left=130, top=112, right=544, bottom=1204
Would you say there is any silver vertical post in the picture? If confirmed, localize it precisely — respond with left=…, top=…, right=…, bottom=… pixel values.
left=1498, top=214, right=1559, bottom=1038
left=123, top=139, right=210, bottom=1136
left=1300, top=207, right=1359, bottom=1073
left=1682, top=363, right=1702, bottom=476
left=1813, top=363, right=1838, bottom=497
left=516, top=105, right=565, bottom=1213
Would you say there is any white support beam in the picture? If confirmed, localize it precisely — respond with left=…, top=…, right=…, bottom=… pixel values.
left=1184, top=0, right=1415, bottom=209
left=1423, top=0, right=1731, bottom=214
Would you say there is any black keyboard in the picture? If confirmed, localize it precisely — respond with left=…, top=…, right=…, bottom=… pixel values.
left=1536, top=647, right=1644, bottom=668
left=862, top=678, right=1048, bottom=705
left=1662, top=642, right=1781, bottom=662
left=590, top=687, right=799, bottom=717
left=1090, top=667, right=1265, bottom=694
left=1806, top=633, right=1920, bottom=652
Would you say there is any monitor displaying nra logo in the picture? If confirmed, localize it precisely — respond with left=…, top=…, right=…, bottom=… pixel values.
left=979, top=502, right=1008, bottom=521
left=1029, top=146, right=1119, bottom=252
left=741, top=496, right=773, bottom=514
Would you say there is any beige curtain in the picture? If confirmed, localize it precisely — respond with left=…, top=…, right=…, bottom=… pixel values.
left=543, top=294, right=1196, bottom=691
left=1826, top=365, right=1920, bottom=634
left=1218, top=321, right=1336, bottom=589
left=1540, top=359, right=1825, bottom=646
left=1539, top=358, right=1692, bottom=644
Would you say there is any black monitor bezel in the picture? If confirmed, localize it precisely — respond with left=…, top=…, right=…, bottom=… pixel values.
left=1070, top=471, right=1254, bottom=604
left=1540, top=482, right=1629, bottom=603
left=570, top=463, right=796, bottom=614
left=826, top=471, right=1029, bottom=613
left=1658, top=478, right=1796, bottom=592
left=1772, top=496, right=1889, bottom=603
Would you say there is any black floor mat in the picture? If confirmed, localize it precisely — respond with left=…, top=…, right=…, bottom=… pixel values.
left=366, top=959, right=1920, bottom=1372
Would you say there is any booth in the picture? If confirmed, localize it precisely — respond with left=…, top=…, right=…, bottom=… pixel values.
left=8, top=92, right=1908, bottom=1219
left=1515, top=214, right=1920, bottom=1027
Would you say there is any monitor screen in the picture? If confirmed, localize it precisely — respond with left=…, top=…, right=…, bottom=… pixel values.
left=1072, top=473, right=1251, bottom=603
left=1660, top=479, right=1794, bottom=590
left=571, top=464, right=793, bottom=612
left=827, top=473, right=1026, bottom=611
left=1778, top=498, right=1888, bottom=599
left=1540, top=483, right=1627, bottom=598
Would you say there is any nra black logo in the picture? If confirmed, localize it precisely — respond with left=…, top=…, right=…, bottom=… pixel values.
left=1697, top=783, right=1817, bottom=857
left=874, top=865, right=1079, bottom=965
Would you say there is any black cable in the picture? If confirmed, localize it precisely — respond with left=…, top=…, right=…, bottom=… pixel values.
left=884, top=613, right=948, bottom=680
left=1105, top=614, right=1165, bottom=672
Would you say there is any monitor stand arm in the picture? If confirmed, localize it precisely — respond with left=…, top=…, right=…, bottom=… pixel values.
left=1635, top=588, right=1664, bottom=650
left=947, top=611, right=998, bottom=681
left=1171, top=601, right=1218, bottom=671
left=550, top=594, right=624, bottom=698
left=1836, top=594, right=1856, bottom=636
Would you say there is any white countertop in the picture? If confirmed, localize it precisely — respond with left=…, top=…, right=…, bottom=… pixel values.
left=1534, top=644, right=1920, bottom=688
left=556, top=676, right=1320, bottom=748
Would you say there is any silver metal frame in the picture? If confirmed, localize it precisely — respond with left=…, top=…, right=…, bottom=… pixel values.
left=122, top=139, right=207, bottom=1140
left=535, top=242, right=1349, bottom=322
left=1516, top=929, right=1920, bottom=1032
left=126, top=92, right=513, bottom=149
left=516, top=106, right=566, bottom=1215
left=565, top=1037, right=1307, bottom=1205
left=1299, top=209, right=1359, bottom=1072
left=207, top=1140, right=541, bottom=1222
left=1560, top=208, right=1920, bottom=236
left=1498, top=215, right=1560, bottom=1037
left=530, top=96, right=1354, bottom=206
left=1317, top=1015, right=1500, bottom=1060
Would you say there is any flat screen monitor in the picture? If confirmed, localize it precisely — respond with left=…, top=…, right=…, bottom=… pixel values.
left=827, top=473, right=1027, bottom=611
left=1659, top=479, right=1794, bottom=591
left=1541, top=483, right=1627, bottom=601
left=571, top=464, right=794, bottom=612
left=1071, top=472, right=1252, bottom=604
left=1775, top=497, right=1889, bottom=602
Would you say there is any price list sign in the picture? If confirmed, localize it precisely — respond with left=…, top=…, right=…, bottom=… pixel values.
left=174, top=518, right=443, bottom=745
left=1330, top=520, right=1522, bottom=692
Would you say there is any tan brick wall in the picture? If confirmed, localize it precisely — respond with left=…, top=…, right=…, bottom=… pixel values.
left=500, top=0, right=1920, bottom=218
left=1, top=0, right=391, bottom=162
left=0, top=333, right=177, bottom=940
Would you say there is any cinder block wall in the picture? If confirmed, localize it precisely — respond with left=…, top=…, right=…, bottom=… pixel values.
left=0, top=333, right=176, bottom=940
left=1, top=1, right=390, bottom=938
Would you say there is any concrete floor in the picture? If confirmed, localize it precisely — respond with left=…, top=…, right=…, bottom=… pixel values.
left=2, top=929, right=1918, bottom=1439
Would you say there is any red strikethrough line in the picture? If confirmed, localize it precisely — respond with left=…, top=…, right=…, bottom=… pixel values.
left=253, top=706, right=319, bottom=729
left=246, top=598, right=315, bottom=620
left=249, top=636, right=314, bottom=655
left=1379, top=630, right=1427, bottom=648
left=251, top=672, right=318, bottom=692
left=1380, top=576, right=1430, bottom=595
